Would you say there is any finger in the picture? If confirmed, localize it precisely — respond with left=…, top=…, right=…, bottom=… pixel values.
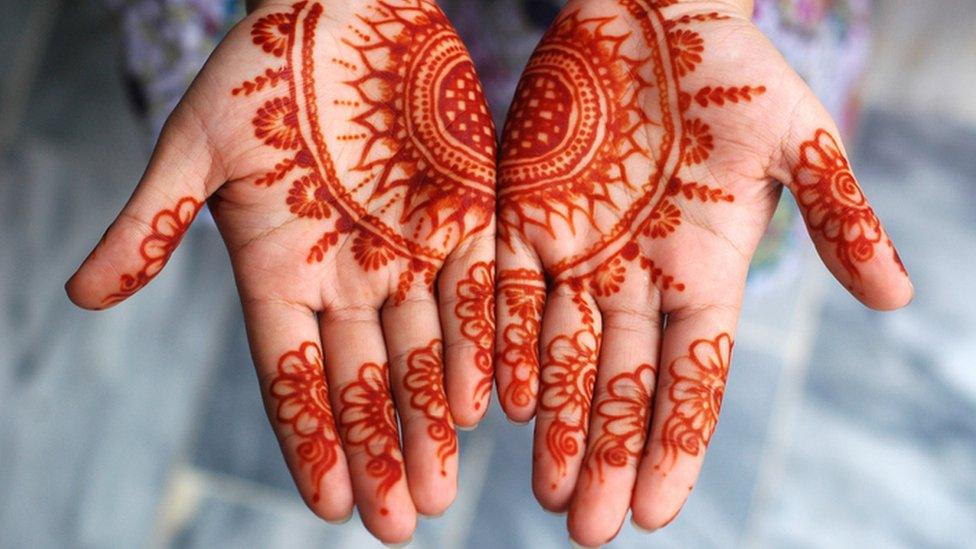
left=438, top=231, right=496, bottom=427
left=532, top=284, right=601, bottom=512
left=65, top=103, right=222, bottom=309
left=780, top=104, right=912, bottom=310
left=631, top=306, right=738, bottom=531
left=245, top=299, right=353, bottom=522
left=320, top=305, right=415, bottom=544
left=568, top=296, right=661, bottom=546
left=382, top=289, right=458, bottom=517
left=494, top=235, right=547, bottom=423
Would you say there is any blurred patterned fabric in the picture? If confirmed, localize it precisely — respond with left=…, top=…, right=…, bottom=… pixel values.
left=105, top=0, right=873, bottom=288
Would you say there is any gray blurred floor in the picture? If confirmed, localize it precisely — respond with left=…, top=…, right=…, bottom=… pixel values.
left=1, top=2, right=974, bottom=548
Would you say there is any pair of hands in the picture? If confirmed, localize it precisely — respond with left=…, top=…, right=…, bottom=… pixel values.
left=66, top=0, right=912, bottom=545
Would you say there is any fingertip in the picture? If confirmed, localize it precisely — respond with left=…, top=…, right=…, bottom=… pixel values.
left=630, top=496, right=684, bottom=533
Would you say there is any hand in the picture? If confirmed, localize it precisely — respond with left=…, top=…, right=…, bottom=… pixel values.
left=65, top=0, right=496, bottom=543
left=494, top=0, right=912, bottom=545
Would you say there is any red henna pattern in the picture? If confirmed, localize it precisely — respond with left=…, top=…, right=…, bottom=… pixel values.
left=497, top=269, right=546, bottom=410
left=498, top=3, right=763, bottom=477
left=658, top=333, right=733, bottom=468
left=538, top=290, right=599, bottom=479
left=587, top=363, right=655, bottom=480
left=268, top=342, right=340, bottom=502
left=236, top=1, right=495, bottom=282
left=692, top=85, right=767, bottom=108
left=455, top=261, right=496, bottom=407
left=103, top=196, right=201, bottom=306
left=338, top=361, right=403, bottom=501
left=792, top=129, right=882, bottom=279
left=403, top=339, right=457, bottom=475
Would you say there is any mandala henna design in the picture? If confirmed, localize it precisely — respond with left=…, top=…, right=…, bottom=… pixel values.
left=587, top=363, right=655, bottom=481
left=338, top=361, right=403, bottom=509
left=657, top=333, right=733, bottom=469
left=498, top=2, right=762, bottom=291
left=268, top=342, right=341, bottom=502
left=235, top=1, right=495, bottom=283
left=496, top=269, right=546, bottom=409
left=792, top=129, right=883, bottom=279
left=497, top=2, right=765, bottom=478
left=102, top=196, right=201, bottom=306
left=403, top=339, right=457, bottom=475
left=455, top=262, right=496, bottom=407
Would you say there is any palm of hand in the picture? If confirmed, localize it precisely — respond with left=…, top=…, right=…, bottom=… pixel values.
left=494, top=0, right=911, bottom=544
left=68, top=0, right=496, bottom=543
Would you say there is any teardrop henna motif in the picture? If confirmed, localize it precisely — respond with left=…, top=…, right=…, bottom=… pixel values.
left=657, top=333, right=732, bottom=469
left=792, top=129, right=883, bottom=279
left=587, top=363, right=655, bottom=481
left=268, top=342, right=341, bottom=503
left=455, top=262, right=496, bottom=407
left=339, top=361, right=404, bottom=504
left=403, top=339, right=457, bottom=475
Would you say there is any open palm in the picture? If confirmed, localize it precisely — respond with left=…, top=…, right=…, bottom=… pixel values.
left=494, top=0, right=911, bottom=545
left=66, top=0, right=496, bottom=543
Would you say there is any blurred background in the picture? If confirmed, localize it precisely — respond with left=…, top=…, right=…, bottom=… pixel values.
left=1, top=0, right=974, bottom=547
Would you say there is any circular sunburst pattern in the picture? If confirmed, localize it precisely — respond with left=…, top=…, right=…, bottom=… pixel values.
left=498, top=6, right=685, bottom=279
left=236, top=1, right=495, bottom=271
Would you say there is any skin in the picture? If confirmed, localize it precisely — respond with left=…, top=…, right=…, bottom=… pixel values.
left=66, top=0, right=494, bottom=544
left=493, top=0, right=911, bottom=546
left=65, top=0, right=911, bottom=546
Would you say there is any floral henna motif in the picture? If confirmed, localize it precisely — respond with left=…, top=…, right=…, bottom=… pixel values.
left=338, top=361, right=403, bottom=509
left=587, top=363, right=655, bottom=481
left=497, top=269, right=546, bottom=409
left=657, top=333, right=733, bottom=469
left=236, top=1, right=495, bottom=282
left=538, top=290, right=600, bottom=480
left=792, top=129, right=882, bottom=279
left=455, top=262, right=496, bottom=407
left=268, top=342, right=341, bottom=502
left=403, top=339, right=456, bottom=475
left=103, top=196, right=201, bottom=306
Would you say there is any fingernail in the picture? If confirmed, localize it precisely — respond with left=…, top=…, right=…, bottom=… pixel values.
left=541, top=507, right=566, bottom=517
left=630, top=517, right=656, bottom=534
left=382, top=538, right=412, bottom=548
left=456, top=424, right=476, bottom=432
left=569, top=538, right=599, bottom=549
left=326, top=512, right=354, bottom=525
left=506, top=417, right=530, bottom=426
left=418, top=511, right=444, bottom=519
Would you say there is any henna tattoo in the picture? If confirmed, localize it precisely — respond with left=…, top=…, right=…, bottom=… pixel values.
left=691, top=85, right=766, bottom=108
left=657, top=333, right=733, bottom=469
left=102, top=196, right=201, bottom=306
left=338, top=361, right=403, bottom=510
left=498, top=3, right=758, bottom=297
left=498, top=3, right=763, bottom=478
left=455, top=262, right=496, bottom=407
left=538, top=289, right=599, bottom=480
left=403, top=339, right=456, bottom=475
left=236, top=0, right=495, bottom=287
left=587, top=364, right=655, bottom=481
left=497, top=269, right=546, bottom=409
left=792, top=129, right=882, bottom=279
left=268, top=342, right=340, bottom=502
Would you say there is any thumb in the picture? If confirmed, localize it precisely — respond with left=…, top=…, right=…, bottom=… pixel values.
left=65, top=104, right=222, bottom=309
left=780, top=96, right=912, bottom=310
